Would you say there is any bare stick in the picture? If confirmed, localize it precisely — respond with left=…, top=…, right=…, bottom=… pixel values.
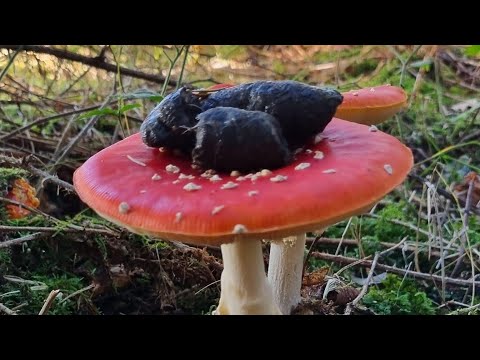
left=364, top=213, right=454, bottom=243
left=54, top=96, right=112, bottom=166
left=59, top=284, right=95, bottom=304
left=0, top=302, right=17, bottom=315
left=0, top=103, right=116, bottom=142
left=38, top=289, right=61, bottom=315
left=311, top=252, right=480, bottom=288
left=0, top=225, right=117, bottom=236
left=0, top=45, right=176, bottom=86
left=0, top=47, right=23, bottom=83
left=351, top=252, right=380, bottom=307
left=0, top=232, right=45, bottom=249
left=0, top=154, right=75, bottom=192
left=302, top=230, right=324, bottom=280
left=0, top=197, right=109, bottom=234
left=451, top=175, right=475, bottom=277
left=305, top=236, right=461, bottom=254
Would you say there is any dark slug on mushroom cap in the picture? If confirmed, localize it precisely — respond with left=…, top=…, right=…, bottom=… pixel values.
left=201, top=80, right=344, bottom=148
left=140, top=80, right=343, bottom=173
left=140, top=87, right=202, bottom=153
left=192, top=107, right=292, bottom=172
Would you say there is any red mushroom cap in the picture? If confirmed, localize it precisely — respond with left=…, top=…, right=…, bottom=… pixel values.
left=73, top=118, right=413, bottom=245
left=207, top=83, right=235, bottom=90
left=335, top=85, right=408, bottom=125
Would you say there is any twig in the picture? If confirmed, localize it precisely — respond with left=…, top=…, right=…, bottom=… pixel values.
left=409, top=173, right=480, bottom=216
left=409, top=45, right=438, bottom=107
left=161, top=46, right=186, bottom=96
left=344, top=252, right=381, bottom=315
left=311, top=252, right=480, bottom=288
left=10, top=303, right=27, bottom=311
left=0, top=232, right=45, bottom=249
left=0, top=47, right=23, bottom=83
left=0, top=302, right=17, bottom=315
left=351, top=252, right=380, bottom=307
left=53, top=95, right=113, bottom=167
left=399, top=45, right=422, bottom=87
left=0, top=103, right=114, bottom=142
left=38, top=289, right=60, bottom=315
left=59, top=284, right=95, bottom=304
left=305, top=236, right=453, bottom=254
left=59, top=67, right=91, bottom=97
left=176, top=45, right=190, bottom=90
left=0, top=45, right=176, bottom=86
left=0, top=196, right=106, bottom=234
left=194, top=280, right=221, bottom=295
left=364, top=213, right=454, bottom=244
left=451, top=175, right=476, bottom=277
left=0, top=225, right=118, bottom=236
left=302, top=232, right=323, bottom=281
left=0, top=154, right=75, bottom=192
left=378, top=237, right=408, bottom=256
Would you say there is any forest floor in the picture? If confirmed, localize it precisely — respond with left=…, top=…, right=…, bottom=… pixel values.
left=1, top=45, right=480, bottom=315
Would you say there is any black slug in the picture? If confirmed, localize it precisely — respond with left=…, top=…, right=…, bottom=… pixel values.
left=192, top=107, right=292, bottom=172
left=140, top=87, right=202, bottom=153
left=140, top=80, right=343, bottom=172
left=201, top=80, right=343, bottom=148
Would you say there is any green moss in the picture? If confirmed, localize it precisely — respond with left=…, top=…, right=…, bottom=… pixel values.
left=0, top=249, right=13, bottom=273
left=0, top=167, right=28, bottom=191
left=1, top=273, right=85, bottom=315
left=348, top=58, right=380, bottom=78
left=374, top=202, right=417, bottom=242
left=363, top=274, right=436, bottom=315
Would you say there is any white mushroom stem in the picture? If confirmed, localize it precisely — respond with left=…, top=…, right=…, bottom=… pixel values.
left=268, top=234, right=306, bottom=315
left=214, top=240, right=281, bottom=315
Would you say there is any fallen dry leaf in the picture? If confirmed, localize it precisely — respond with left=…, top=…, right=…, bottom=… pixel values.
left=302, top=266, right=329, bottom=287
left=453, top=171, right=480, bottom=208
left=5, top=178, right=40, bottom=219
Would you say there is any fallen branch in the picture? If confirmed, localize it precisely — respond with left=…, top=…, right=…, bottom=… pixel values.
left=0, top=154, right=75, bottom=192
left=305, top=237, right=467, bottom=258
left=342, top=253, right=382, bottom=315
left=0, top=45, right=176, bottom=87
left=0, top=232, right=45, bottom=249
left=311, top=252, right=480, bottom=288
left=0, top=225, right=118, bottom=236
left=53, top=95, right=112, bottom=168
left=38, top=289, right=61, bottom=315
left=0, top=302, right=17, bottom=315
left=0, top=196, right=115, bottom=234
left=349, top=252, right=380, bottom=310
left=0, top=102, right=114, bottom=142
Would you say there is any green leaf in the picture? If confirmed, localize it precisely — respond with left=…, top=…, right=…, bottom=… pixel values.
left=118, top=103, right=141, bottom=113
left=77, top=108, right=118, bottom=120
left=148, top=95, right=163, bottom=102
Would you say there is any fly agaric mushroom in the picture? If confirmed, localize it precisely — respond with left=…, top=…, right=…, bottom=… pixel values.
left=334, top=85, right=408, bottom=125
left=264, top=117, right=412, bottom=314
left=73, top=117, right=412, bottom=315
left=266, top=84, right=409, bottom=314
